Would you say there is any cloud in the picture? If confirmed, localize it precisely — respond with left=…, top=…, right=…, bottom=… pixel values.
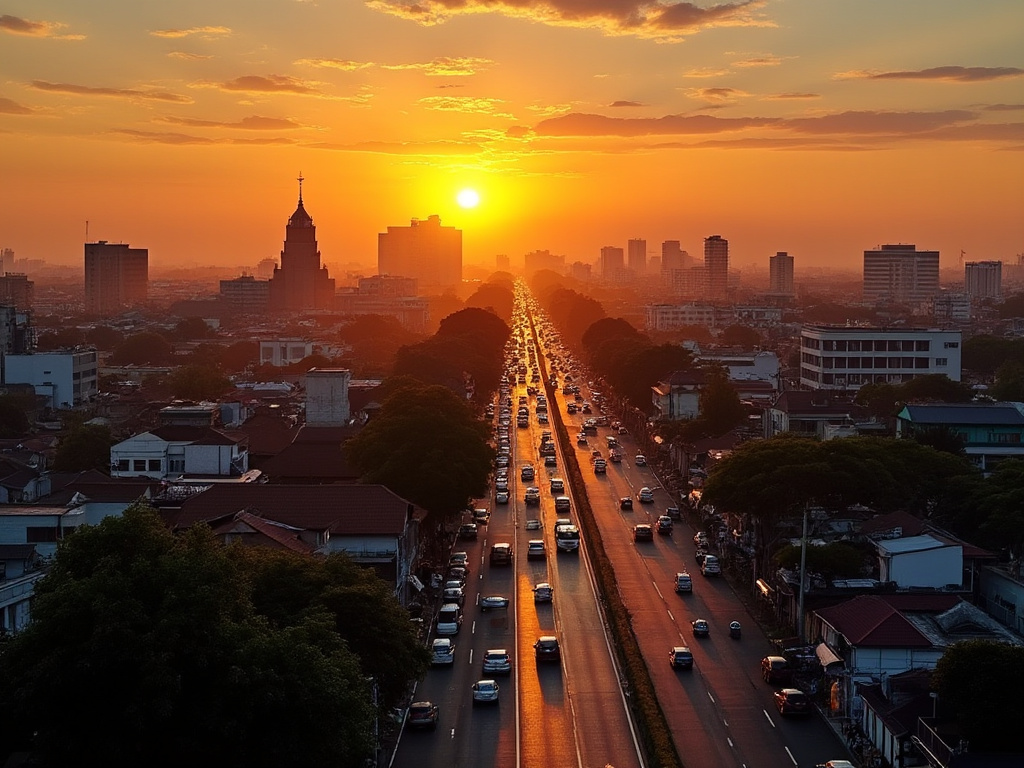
left=610, top=100, right=644, bottom=107
left=383, top=57, right=495, bottom=76
left=365, top=0, right=772, bottom=40
left=836, top=66, right=1024, bottom=83
left=295, top=58, right=373, bottom=71
left=681, top=67, right=729, bottom=78
left=763, top=92, right=820, bottom=101
left=685, top=87, right=747, bottom=104
left=0, top=97, right=35, bottom=115
left=783, top=109, right=976, bottom=135
left=311, top=139, right=484, bottom=155
left=157, top=115, right=304, bottom=130
left=214, top=75, right=323, bottom=94
left=733, top=54, right=785, bottom=68
left=535, top=112, right=778, bottom=136
left=418, top=95, right=513, bottom=117
left=983, top=103, right=1024, bottom=112
left=0, top=14, right=84, bottom=39
left=168, top=51, right=214, bottom=61
left=30, top=80, right=193, bottom=103
left=111, top=129, right=296, bottom=146
left=150, top=26, right=231, bottom=39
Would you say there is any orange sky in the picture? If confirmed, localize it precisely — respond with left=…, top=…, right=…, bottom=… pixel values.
left=2, top=2, right=1023, bottom=275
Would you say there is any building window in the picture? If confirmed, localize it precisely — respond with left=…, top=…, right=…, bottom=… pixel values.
left=148, top=459, right=162, bottom=471
left=835, top=340, right=848, bottom=351
left=847, top=358, right=860, bottom=369
left=990, top=432, right=1021, bottom=443
left=902, top=357, right=915, bottom=368
left=916, top=340, right=930, bottom=351
left=936, top=357, right=948, bottom=367
left=915, top=358, right=930, bottom=369
left=823, top=373, right=835, bottom=384
left=133, top=459, right=146, bottom=471
left=848, top=340, right=860, bottom=351
left=874, top=340, right=887, bottom=351
left=27, top=527, right=59, bottom=543
left=169, top=459, right=184, bottom=473
left=117, top=459, right=129, bottom=471
left=944, top=341, right=959, bottom=348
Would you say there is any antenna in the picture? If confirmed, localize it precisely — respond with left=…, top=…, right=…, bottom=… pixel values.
left=85, top=220, right=89, bottom=242
left=297, top=172, right=304, bottom=203
left=959, top=249, right=965, bottom=266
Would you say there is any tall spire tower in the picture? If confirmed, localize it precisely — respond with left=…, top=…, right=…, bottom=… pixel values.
left=268, top=175, right=336, bottom=312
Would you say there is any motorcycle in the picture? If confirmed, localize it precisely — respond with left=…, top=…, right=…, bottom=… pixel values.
left=729, top=621, right=742, bottom=639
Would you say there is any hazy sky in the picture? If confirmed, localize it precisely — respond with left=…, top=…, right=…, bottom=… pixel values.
left=2, top=1, right=1022, bottom=274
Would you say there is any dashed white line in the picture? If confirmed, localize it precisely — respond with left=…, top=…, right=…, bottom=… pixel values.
left=707, top=691, right=716, bottom=704
left=667, top=610, right=675, bottom=622
left=726, top=738, right=734, bottom=748
left=784, top=746, right=798, bottom=765
left=763, top=709, right=775, bottom=727
left=652, top=582, right=664, bottom=599
left=471, top=620, right=477, bottom=634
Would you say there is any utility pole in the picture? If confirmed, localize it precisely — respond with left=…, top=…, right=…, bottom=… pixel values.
left=797, top=503, right=809, bottom=640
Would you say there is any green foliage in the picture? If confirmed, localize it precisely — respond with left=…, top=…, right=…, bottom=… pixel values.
left=911, top=424, right=967, bottom=456
left=464, top=282, right=514, bottom=323
left=932, top=640, right=1024, bottom=752
left=962, top=334, right=1024, bottom=374
left=992, top=360, right=1024, bottom=401
left=109, top=332, right=173, bottom=366
left=540, top=286, right=606, bottom=348
left=997, top=292, right=1024, bottom=319
left=974, top=459, right=1024, bottom=555
left=34, top=327, right=85, bottom=351
left=337, top=315, right=420, bottom=377
left=0, top=394, right=33, bottom=437
left=772, top=542, right=868, bottom=579
left=220, top=340, right=259, bottom=372
left=0, top=504, right=378, bottom=767
left=174, top=316, right=216, bottom=341
left=344, top=382, right=495, bottom=518
left=856, top=375, right=973, bottom=418
left=719, top=324, right=762, bottom=348
left=167, top=364, right=233, bottom=401
left=53, top=422, right=113, bottom=472
left=84, top=325, right=124, bottom=350
left=695, top=367, right=746, bottom=437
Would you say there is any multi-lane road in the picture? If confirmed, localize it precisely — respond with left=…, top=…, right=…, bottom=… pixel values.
left=393, top=301, right=848, bottom=768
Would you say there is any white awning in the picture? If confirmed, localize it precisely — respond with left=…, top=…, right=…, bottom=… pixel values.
left=816, top=642, right=843, bottom=669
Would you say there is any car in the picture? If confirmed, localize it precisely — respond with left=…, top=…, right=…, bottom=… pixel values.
left=495, top=477, right=509, bottom=491
left=691, top=618, right=710, bottom=637
left=496, top=456, right=509, bottom=468
left=431, top=638, right=455, bottom=666
left=550, top=478, right=565, bottom=493
left=533, top=582, right=553, bottom=602
left=594, top=460, right=607, bottom=474
left=774, top=688, right=811, bottom=716
left=442, top=586, right=465, bottom=606
left=576, top=434, right=588, bottom=446
left=473, top=508, right=490, bottom=524
left=761, top=656, right=793, bottom=685
left=619, top=497, right=633, bottom=510
left=449, top=551, right=469, bottom=568
left=674, top=572, right=692, bottom=592
left=458, top=523, right=478, bottom=540
left=655, top=516, right=673, bottom=535
left=554, top=496, right=571, bottom=513
left=669, top=646, right=694, bottom=669
left=701, top=554, right=721, bottom=576
left=694, top=531, right=710, bottom=547
left=566, top=403, right=577, bottom=414
left=525, top=519, right=542, bottom=530
left=544, top=456, right=557, bottom=467
left=633, top=524, right=654, bottom=541
left=407, top=701, right=439, bottom=729
left=638, top=487, right=655, bottom=503
left=483, top=649, right=512, bottom=675
left=490, top=542, right=513, bottom=565
left=534, top=635, right=561, bottom=662
left=635, top=454, right=647, bottom=466
left=618, top=426, right=628, bottom=435
left=521, top=465, right=535, bottom=481
left=437, top=604, right=463, bottom=635
left=524, top=487, right=541, bottom=505
left=527, top=540, right=546, bottom=560
left=495, top=490, right=510, bottom=504
left=608, top=451, right=621, bottom=463
left=667, top=506, right=681, bottom=520
left=446, top=567, right=468, bottom=585
left=472, top=679, right=500, bottom=705
left=537, top=412, right=548, bottom=424
left=480, top=595, right=510, bottom=612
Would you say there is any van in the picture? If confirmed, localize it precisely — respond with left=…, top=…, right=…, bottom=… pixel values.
left=701, top=554, right=721, bottom=576
left=436, top=604, right=462, bottom=635
left=674, top=572, right=692, bottom=593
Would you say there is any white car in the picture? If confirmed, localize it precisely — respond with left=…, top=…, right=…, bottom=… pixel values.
left=431, top=638, right=455, bottom=666
left=495, top=490, right=510, bottom=504
left=472, top=679, right=500, bottom=705
left=635, top=455, right=647, bottom=466
left=525, top=519, right=542, bottom=530
left=482, top=649, right=512, bottom=675
left=638, top=487, right=655, bottom=503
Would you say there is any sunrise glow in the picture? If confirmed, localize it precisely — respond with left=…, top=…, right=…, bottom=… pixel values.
left=457, top=189, right=481, bottom=209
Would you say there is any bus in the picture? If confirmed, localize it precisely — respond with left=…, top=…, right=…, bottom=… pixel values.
left=554, top=524, right=580, bottom=553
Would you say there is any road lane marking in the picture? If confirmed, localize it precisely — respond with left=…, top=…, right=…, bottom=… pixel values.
left=468, top=649, right=474, bottom=664
left=727, top=738, right=734, bottom=748
left=784, top=746, right=798, bottom=765
left=763, top=709, right=775, bottom=727
left=471, top=620, right=477, bottom=634
left=707, top=692, right=715, bottom=704
left=652, top=582, right=664, bottom=599
left=667, top=610, right=675, bottom=622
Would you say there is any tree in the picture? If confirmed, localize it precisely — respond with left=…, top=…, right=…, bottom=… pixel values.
left=53, top=422, right=113, bottom=472
left=0, top=504, right=377, bottom=767
left=932, top=640, right=1024, bottom=752
left=719, top=324, right=762, bottom=348
left=220, top=340, right=259, bottom=373
left=974, top=459, right=1024, bottom=556
left=992, top=360, right=1024, bottom=401
left=911, top=424, right=967, bottom=456
left=34, top=327, right=85, bottom=351
left=0, top=394, right=33, bottom=438
left=464, top=283, right=514, bottom=323
left=85, top=325, right=124, bottom=350
left=772, top=542, right=868, bottom=580
left=174, top=316, right=216, bottom=341
left=167, top=364, right=233, bottom=401
left=109, top=332, right=173, bottom=366
left=344, top=382, right=495, bottom=522
left=696, top=367, right=746, bottom=436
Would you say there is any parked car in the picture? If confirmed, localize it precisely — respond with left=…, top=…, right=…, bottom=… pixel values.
left=480, top=595, right=509, bottom=612
left=483, top=649, right=512, bottom=675
left=774, top=688, right=811, bottom=716
left=437, top=604, right=463, bottom=636
left=449, top=552, right=469, bottom=568
left=495, top=490, right=510, bottom=504
left=442, top=586, right=465, bottom=606
left=701, top=554, right=721, bottom=576
left=691, top=618, right=710, bottom=637
left=533, top=582, right=553, bottom=602
left=633, top=524, right=654, bottom=541
left=761, top=656, right=793, bottom=685
left=431, top=638, right=455, bottom=666
left=472, top=679, right=500, bottom=705
left=534, top=635, right=561, bottom=662
left=669, top=646, right=694, bottom=669
left=544, top=456, right=557, bottom=467
left=407, top=701, right=439, bottom=729
left=458, top=523, right=478, bottom=540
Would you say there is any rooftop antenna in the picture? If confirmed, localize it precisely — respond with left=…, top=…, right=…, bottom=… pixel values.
left=85, top=220, right=89, bottom=242
left=959, top=249, right=965, bottom=266
left=297, top=172, right=304, bottom=204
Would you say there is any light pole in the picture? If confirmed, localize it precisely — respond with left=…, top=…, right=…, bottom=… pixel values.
left=797, top=503, right=809, bottom=641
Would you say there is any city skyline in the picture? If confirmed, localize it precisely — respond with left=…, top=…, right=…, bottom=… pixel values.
left=1, top=2, right=1022, bottom=273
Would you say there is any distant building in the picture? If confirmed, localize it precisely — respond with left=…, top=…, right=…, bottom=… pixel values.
left=704, top=235, right=729, bottom=300
left=628, top=238, right=646, bottom=276
left=255, top=258, right=277, bottom=279
left=378, top=214, right=462, bottom=291
left=0, top=248, right=10, bottom=275
left=523, top=249, right=565, bottom=276
left=931, top=292, right=971, bottom=324
left=768, top=251, right=794, bottom=296
left=599, top=246, right=625, bottom=279
left=799, top=325, right=962, bottom=391
left=645, top=303, right=716, bottom=331
left=661, top=241, right=690, bottom=275
left=862, top=243, right=939, bottom=304
left=219, top=274, right=270, bottom=314
left=0, top=274, right=33, bottom=310
left=569, top=261, right=592, bottom=281
left=495, top=254, right=510, bottom=272
left=110, top=425, right=248, bottom=480
left=896, top=401, right=1024, bottom=473
left=305, top=368, right=351, bottom=427
left=84, top=241, right=148, bottom=314
left=268, top=176, right=337, bottom=312
left=259, top=338, right=313, bottom=367
left=3, top=349, right=98, bottom=408
left=335, top=275, right=428, bottom=331
left=0, top=306, right=32, bottom=356
left=965, top=260, right=1002, bottom=299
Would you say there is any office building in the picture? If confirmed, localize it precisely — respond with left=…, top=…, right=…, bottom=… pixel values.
left=799, top=325, right=962, bottom=391
left=220, top=275, right=270, bottom=314
left=862, top=244, right=940, bottom=304
left=268, top=177, right=337, bottom=312
left=704, top=235, right=729, bottom=300
left=3, top=349, right=98, bottom=408
left=84, top=241, right=148, bottom=314
left=600, top=246, right=625, bottom=279
left=335, top=275, right=428, bottom=330
left=495, top=254, right=510, bottom=272
left=378, top=215, right=462, bottom=291
left=932, top=292, right=971, bottom=324
left=964, top=261, right=1002, bottom=299
left=523, top=250, right=565, bottom=276
left=628, top=239, right=646, bottom=276
left=769, top=252, right=795, bottom=296
left=0, top=274, right=34, bottom=310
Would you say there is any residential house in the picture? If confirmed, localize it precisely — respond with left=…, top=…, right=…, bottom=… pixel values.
left=651, top=370, right=705, bottom=420
left=0, top=543, right=44, bottom=633
left=895, top=401, right=1024, bottom=473
left=763, top=390, right=871, bottom=439
left=110, top=425, right=249, bottom=480
left=258, top=425, right=361, bottom=484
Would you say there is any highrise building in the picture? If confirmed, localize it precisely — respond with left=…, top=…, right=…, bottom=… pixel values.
left=269, top=176, right=336, bottom=312
left=523, top=250, right=564, bottom=276
left=769, top=251, right=795, bottom=296
left=256, top=258, right=277, bottom=279
left=84, top=241, right=148, bottom=314
left=862, top=244, right=939, bottom=304
left=495, top=254, right=510, bottom=272
left=378, top=215, right=462, bottom=291
left=964, top=261, right=1002, bottom=299
left=220, top=275, right=270, bottom=314
left=704, top=235, right=729, bottom=300
left=0, top=274, right=34, bottom=310
left=599, top=246, right=625, bottom=279
left=660, top=241, right=688, bottom=274
left=628, top=238, right=646, bottom=276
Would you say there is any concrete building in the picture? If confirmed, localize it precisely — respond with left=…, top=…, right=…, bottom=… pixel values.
left=523, top=250, right=565, bottom=276
left=378, top=214, right=462, bottom=291
left=219, top=274, right=270, bottom=314
left=799, top=325, right=962, bottom=391
left=0, top=274, right=33, bottom=311
left=259, top=338, right=313, bottom=367
left=570, top=261, right=592, bottom=281
left=931, top=292, right=971, bottom=324
left=599, top=246, right=625, bottom=280
left=964, top=260, right=1002, bottom=299
left=110, top=425, right=248, bottom=479
left=84, top=241, right=148, bottom=314
left=268, top=177, right=337, bottom=312
left=769, top=251, right=794, bottom=296
left=495, top=254, right=510, bottom=272
left=627, top=238, right=646, bottom=276
left=3, top=349, right=98, bottom=408
left=661, top=240, right=690, bottom=275
left=896, top=401, right=1024, bottom=473
left=704, top=235, right=729, bottom=300
left=862, top=244, right=940, bottom=304
left=305, top=368, right=351, bottom=427
left=645, top=303, right=716, bottom=331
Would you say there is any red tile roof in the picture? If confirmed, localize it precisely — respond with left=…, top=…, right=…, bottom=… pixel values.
left=816, top=594, right=934, bottom=647
left=209, top=509, right=316, bottom=554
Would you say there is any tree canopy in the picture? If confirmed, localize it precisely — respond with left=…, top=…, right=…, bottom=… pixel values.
left=53, top=422, right=113, bottom=472
left=167, top=364, right=234, bottom=401
left=0, top=503, right=419, bottom=767
left=109, top=332, right=174, bottom=366
left=0, top=394, right=33, bottom=438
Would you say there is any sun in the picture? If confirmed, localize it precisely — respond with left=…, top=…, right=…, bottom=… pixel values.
left=456, top=188, right=480, bottom=208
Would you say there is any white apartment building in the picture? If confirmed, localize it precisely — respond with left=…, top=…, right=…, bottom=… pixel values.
left=799, top=325, right=962, bottom=391
left=645, top=303, right=716, bottom=331
left=3, top=349, right=98, bottom=408
left=932, top=292, right=971, bottom=324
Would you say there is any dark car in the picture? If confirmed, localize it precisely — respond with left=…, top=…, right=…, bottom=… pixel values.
left=670, top=646, right=694, bottom=669
left=655, top=516, right=673, bottom=535
left=761, top=655, right=793, bottom=685
left=458, top=523, right=478, bottom=540
left=774, top=688, right=811, bottom=716
left=633, top=524, right=654, bottom=542
left=620, top=497, right=634, bottom=511
left=534, top=635, right=561, bottom=662
left=691, top=618, right=710, bottom=637
left=407, top=701, right=439, bottom=730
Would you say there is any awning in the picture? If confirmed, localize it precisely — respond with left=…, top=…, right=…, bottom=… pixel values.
left=407, top=574, right=424, bottom=592
left=816, top=642, right=843, bottom=670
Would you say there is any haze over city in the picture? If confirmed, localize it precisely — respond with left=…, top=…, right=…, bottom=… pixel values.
left=2, top=2, right=1022, bottom=273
